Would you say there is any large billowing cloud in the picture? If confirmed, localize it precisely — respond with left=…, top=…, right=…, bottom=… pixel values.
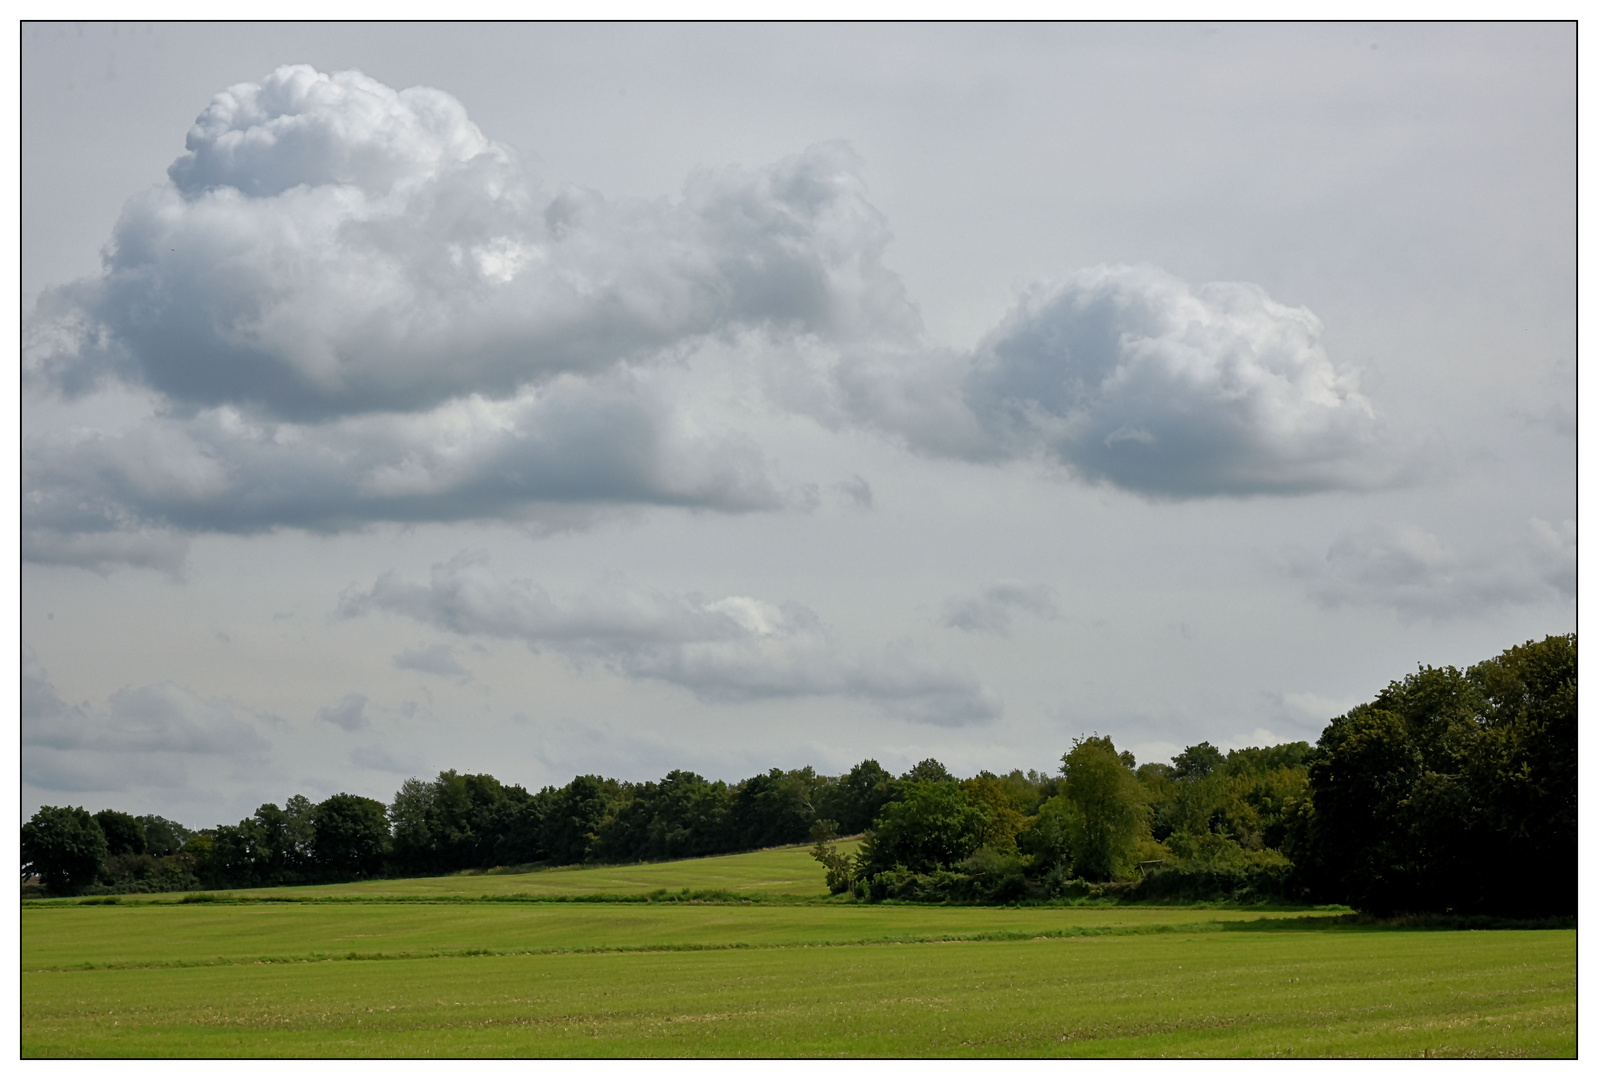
left=29, top=65, right=915, bottom=418
left=21, top=65, right=913, bottom=569
left=23, top=66, right=1398, bottom=574
left=831, top=264, right=1389, bottom=497
left=340, top=553, right=1001, bottom=726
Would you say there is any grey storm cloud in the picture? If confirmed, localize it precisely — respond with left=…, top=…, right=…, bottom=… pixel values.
left=341, top=553, right=1000, bottom=727
left=27, top=65, right=916, bottom=419
left=1294, top=518, right=1576, bottom=619
left=22, top=645, right=272, bottom=793
left=831, top=264, right=1391, bottom=498
left=942, top=582, right=1060, bottom=635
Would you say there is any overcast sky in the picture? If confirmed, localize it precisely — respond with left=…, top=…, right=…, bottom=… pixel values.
left=19, top=21, right=1575, bottom=827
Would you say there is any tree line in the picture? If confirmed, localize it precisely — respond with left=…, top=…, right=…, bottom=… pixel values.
left=22, top=635, right=1573, bottom=917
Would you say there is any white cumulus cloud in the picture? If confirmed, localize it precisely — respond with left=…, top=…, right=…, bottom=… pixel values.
left=829, top=264, right=1392, bottom=497
left=27, top=65, right=916, bottom=419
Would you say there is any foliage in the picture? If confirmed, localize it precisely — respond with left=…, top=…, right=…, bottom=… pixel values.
left=813, top=759, right=896, bottom=834
left=1058, top=736, right=1150, bottom=881
left=859, top=779, right=988, bottom=877
left=22, top=806, right=108, bottom=896
left=94, top=810, right=146, bottom=858
left=21, top=632, right=1571, bottom=913
left=137, top=815, right=192, bottom=857
left=1295, top=634, right=1576, bottom=916
left=310, top=794, right=390, bottom=879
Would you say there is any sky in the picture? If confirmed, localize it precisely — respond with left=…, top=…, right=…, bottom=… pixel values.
left=18, top=21, right=1576, bottom=828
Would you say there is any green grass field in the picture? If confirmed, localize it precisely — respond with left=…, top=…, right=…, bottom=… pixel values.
left=21, top=845, right=1577, bottom=1057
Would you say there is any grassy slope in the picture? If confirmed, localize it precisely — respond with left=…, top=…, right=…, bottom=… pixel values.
left=209, top=841, right=848, bottom=899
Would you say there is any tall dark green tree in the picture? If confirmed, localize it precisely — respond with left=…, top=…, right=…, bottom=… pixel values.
left=859, top=780, right=988, bottom=875
left=22, top=806, right=108, bottom=896
left=539, top=775, right=614, bottom=865
left=730, top=767, right=818, bottom=850
left=310, top=793, right=390, bottom=879
left=1058, top=735, right=1150, bottom=881
left=1298, top=634, right=1576, bottom=916
left=136, top=815, right=192, bottom=857
left=94, top=810, right=146, bottom=858
left=815, top=759, right=897, bottom=834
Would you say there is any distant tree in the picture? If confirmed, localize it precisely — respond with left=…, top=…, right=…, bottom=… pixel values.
left=959, top=775, right=1027, bottom=853
left=540, top=776, right=614, bottom=865
left=310, top=794, right=391, bottom=879
left=137, top=815, right=192, bottom=857
left=1017, top=791, right=1084, bottom=874
left=1059, top=736, right=1150, bottom=881
left=281, top=795, right=317, bottom=874
left=22, top=806, right=108, bottom=896
left=730, top=768, right=818, bottom=850
left=1170, top=742, right=1225, bottom=781
left=860, top=780, right=988, bottom=876
left=94, top=810, right=147, bottom=858
left=205, top=818, right=275, bottom=888
left=902, top=758, right=953, bottom=784
left=388, top=777, right=436, bottom=873
left=815, top=759, right=896, bottom=834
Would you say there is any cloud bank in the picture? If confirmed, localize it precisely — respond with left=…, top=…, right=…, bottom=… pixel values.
left=22, top=646, right=274, bottom=794
left=341, top=554, right=1000, bottom=726
left=23, top=65, right=1398, bottom=572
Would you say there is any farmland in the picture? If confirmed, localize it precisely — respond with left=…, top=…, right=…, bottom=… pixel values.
left=21, top=846, right=1577, bottom=1057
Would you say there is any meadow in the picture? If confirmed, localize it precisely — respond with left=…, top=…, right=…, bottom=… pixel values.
left=21, top=845, right=1577, bottom=1058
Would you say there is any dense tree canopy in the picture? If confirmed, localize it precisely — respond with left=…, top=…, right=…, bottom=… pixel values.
left=22, top=806, right=108, bottom=896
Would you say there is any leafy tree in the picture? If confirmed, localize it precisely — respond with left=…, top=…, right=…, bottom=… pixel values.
left=94, top=810, right=146, bottom=857
left=22, top=806, right=108, bottom=896
left=388, top=777, right=438, bottom=873
left=731, top=767, right=818, bottom=850
left=809, top=819, right=859, bottom=894
left=960, top=775, right=1028, bottom=853
left=204, top=818, right=275, bottom=888
left=1059, top=735, right=1150, bottom=881
left=1301, top=635, right=1577, bottom=916
left=1170, top=742, right=1225, bottom=780
left=860, top=780, right=988, bottom=876
left=1017, top=790, right=1084, bottom=874
left=902, top=758, right=953, bottom=784
left=539, top=775, right=615, bottom=865
left=310, top=793, right=390, bottom=879
left=136, top=815, right=192, bottom=857
left=814, top=759, right=896, bottom=835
